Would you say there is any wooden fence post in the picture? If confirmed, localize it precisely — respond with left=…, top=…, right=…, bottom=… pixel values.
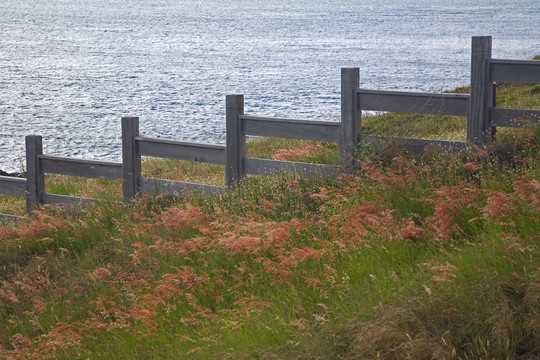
left=25, top=135, right=45, bottom=214
left=468, top=36, right=493, bottom=146
left=122, top=117, right=141, bottom=200
left=340, top=68, right=361, bottom=170
left=226, top=95, right=245, bottom=187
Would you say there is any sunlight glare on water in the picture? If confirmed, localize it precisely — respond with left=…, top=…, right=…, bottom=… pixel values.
left=0, top=0, right=538, bottom=172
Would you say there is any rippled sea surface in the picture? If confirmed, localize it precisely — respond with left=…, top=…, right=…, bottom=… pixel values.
left=1, top=0, right=539, bottom=172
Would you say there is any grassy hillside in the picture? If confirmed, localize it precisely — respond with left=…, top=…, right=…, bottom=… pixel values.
left=0, top=82, right=539, bottom=359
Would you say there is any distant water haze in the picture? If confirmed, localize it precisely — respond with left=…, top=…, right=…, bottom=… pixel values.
left=1, top=0, right=538, bottom=172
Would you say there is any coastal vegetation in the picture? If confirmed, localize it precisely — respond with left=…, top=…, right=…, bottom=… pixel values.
left=0, top=81, right=539, bottom=359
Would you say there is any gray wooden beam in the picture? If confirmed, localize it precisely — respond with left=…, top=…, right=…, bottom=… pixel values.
left=241, top=115, right=340, bottom=142
left=137, top=137, right=226, bottom=165
left=139, top=177, right=225, bottom=197
left=25, top=135, right=45, bottom=214
left=226, top=95, right=245, bottom=187
left=340, top=68, right=361, bottom=170
left=490, top=59, right=540, bottom=83
left=42, top=193, right=100, bottom=211
left=121, top=117, right=141, bottom=200
left=244, top=157, right=339, bottom=179
left=356, top=89, right=469, bottom=116
left=468, top=36, right=493, bottom=146
left=39, top=155, right=122, bottom=180
left=0, top=176, right=26, bottom=197
left=490, top=108, right=540, bottom=128
left=0, top=214, right=23, bottom=223
left=363, top=135, right=466, bottom=154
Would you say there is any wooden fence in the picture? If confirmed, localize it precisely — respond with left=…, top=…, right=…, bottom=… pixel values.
left=468, top=36, right=540, bottom=145
left=1, top=36, right=539, bottom=221
left=355, top=88, right=470, bottom=153
left=122, top=116, right=226, bottom=199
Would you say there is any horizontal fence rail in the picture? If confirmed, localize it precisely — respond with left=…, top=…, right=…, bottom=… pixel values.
left=490, top=108, right=540, bottom=128
left=362, top=135, right=467, bottom=154
left=244, top=158, right=339, bottom=179
left=136, top=137, right=226, bottom=165
left=0, top=214, right=22, bottom=222
left=356, top=89, right=470, bottom=116
left=42, top=193, right=101, bottom=212
left=490, top=59, right=540, bottom=84
left=241, top=115, right=341, bottom=142
left=0, top=175, right=26, bottom=222
left=39, top=155, right=123, bottom=180
left=139, top=177, right=225, bottom=197
left=0, top=176, right=26, bottom=197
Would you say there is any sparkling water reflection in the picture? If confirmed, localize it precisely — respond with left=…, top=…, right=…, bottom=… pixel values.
left=1, top=0, right=538, bottom=172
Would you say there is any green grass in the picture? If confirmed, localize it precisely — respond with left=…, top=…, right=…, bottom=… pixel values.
left=0, top=81, right=539, bottom=359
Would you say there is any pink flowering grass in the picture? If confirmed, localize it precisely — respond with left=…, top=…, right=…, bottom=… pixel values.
left=0, top=121, right=539, bottom=358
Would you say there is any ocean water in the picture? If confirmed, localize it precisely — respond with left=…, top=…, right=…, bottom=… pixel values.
left=1, top=0, right=539, bottom=172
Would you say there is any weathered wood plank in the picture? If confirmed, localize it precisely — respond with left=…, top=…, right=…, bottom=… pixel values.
left=137, top=137, right=226, bottom=165
left=0, top=214, right=23, bottom=223
left=226, top=95, right=246, bottom=187
left=25, top=135, right=45, bottom=213
left=122, top=117, right=142, bottom=200
left=0, top=176, right=26, bottom=197
left=357, top=89, right=470, bottom=116
left=490, top=59, right=540, bottom=83
left=241, top=115, right=340, bottom=142
left=340, top=68, right=362, bottom=170
left=42, top=193, right=100, bottom=212
left=139, top=177, right=225, bottom=197
left=244, top=158, right=340, bottom=179
left=468, top=36, right=493, bottom=145
left=490, top=108, right=540, bottom=127
left=39, top=155, right=122, bottom=180
left=362, top=135, right=466, bottom=154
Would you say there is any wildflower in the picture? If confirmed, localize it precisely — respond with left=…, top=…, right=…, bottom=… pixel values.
left=20, top=273, right=50, bottom=296
left=19, top=220, right=52, bottom=238
left=462, top=162, right=481, bottom=171
left=0, top=227, right=18, bottom=239
left=32, top=296, right=45, bottom=314
left=292, top=247, right=328, bottom=261
left=442, top=307, right=458, bottom=313
left=89, top=267, right=112, bottom=281
left=430, top=263, right=457, bottom=282
left=483, top=191, right=518, bottom=220
left=0, top=289, right=19, bottom=303
left=127, top=305, right=157, bottom=322
left=266, top=222, right=292, bottom=248
left=309, top=185, right=332, bottom=201
left=398, top=219, right=423, bottom=241
left=219, top=235, right=263, bottom=256
left=187, top=347, right=203, bottom=355
left=474, top=149, right=488, bottom=158
left=130, top=242, right=152, bottom=263
left=273, top=141, right=324, bottom=161
left=158, top=205, right=211, bottom=232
